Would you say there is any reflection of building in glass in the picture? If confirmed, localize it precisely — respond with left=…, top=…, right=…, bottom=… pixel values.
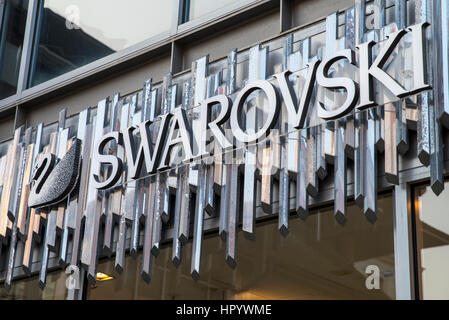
left=29, top=8, right=115, bottom=87
left=0, top=0, right=28, bottom=99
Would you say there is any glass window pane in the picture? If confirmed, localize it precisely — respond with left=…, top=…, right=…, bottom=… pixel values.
left=0, top=0, right=28, bottom=100
left=87, top=194, right=395, bottom=300
left=28, top=0, right=176, bottom=87
left=414, top=184, right=449, bottom=300
left=188, top=0, right=241, bottom=21
left=0, top=271, right=68, bottom=300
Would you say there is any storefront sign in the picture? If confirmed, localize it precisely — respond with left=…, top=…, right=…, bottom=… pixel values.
left=0, top=1, right=446, bottom=291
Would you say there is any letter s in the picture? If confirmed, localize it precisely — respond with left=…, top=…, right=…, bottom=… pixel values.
left=92, top=131, right=124, bottom=190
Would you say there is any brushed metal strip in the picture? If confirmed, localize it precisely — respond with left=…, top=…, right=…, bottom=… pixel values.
left=172, top=164, right=186, bottom=267
left=278, top=135, right=289, bottom=237
left=242, top=44, right=266, bottom=240
left=385, top=103, right=399, bottom=184
left=226, top=161, right=239, bottom=269
left=0, top=126, right=23, bottom=240
left=141, top=177, right=155, bottom=283
left=81, top=98, right=108, bottom=283
left=204, top=75, right=215, bottom=216
left=440, top=0, right=449, bottom=127
left=334, top=121, right=347, bottom=225
left=191, top=163, right=206, bottom=281
left=17, top=131, right=33, bottom=239
left=70, top=119, right=93, bottom=268
left=364, top=109, right=377, bottom=223
left=58, top=138, right=73, bottom=265
left=296, top=131, right=308, bottom=219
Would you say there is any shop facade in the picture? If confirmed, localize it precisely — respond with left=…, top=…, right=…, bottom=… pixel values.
left=0, top=0, right=447, bottom=300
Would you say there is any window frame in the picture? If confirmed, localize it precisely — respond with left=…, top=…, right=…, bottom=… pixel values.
left=0, top=0, right=267, bottom=114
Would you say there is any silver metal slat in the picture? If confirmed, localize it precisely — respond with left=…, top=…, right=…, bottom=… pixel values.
left=178, top=81, right=193, bottom=244
left=103, top=93, right=121, bottom=256
left=219, top=49, right=237, bottom=238
left=81, top=98, right=108, bottom=283
left=364, top=109, right=377, bottom=223
left=225, top=160, right=239, bottom=269
left=204, top=75, right=215, bottom=215
left=191, top=163, right=207, bottom=281
left=296, top=130, right=308, bottom=219
left=429, top=0, right=444, bottom=195
left=141, top=177, right=155, bottom=283
left=70, top=118, right=94, bottom=269
left=440, top=0, right=449, bottom=128
left=394, top=0, right=409, bottom=156
left=172, top=164, right=186, bottom=267
left=242, top=44, right=266, bottom=240
left=334, top=121, right=347, bottom=225
left=354, top=0, right=367, bottom=208
left=322, top=13, right=338, bottom=165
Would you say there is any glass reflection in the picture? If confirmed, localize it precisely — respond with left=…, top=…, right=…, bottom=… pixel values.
left=188, top=0, right=241, bottom=21
left=28, top=0, right=176, bottom=87
left=414, top=184, right=449, bottom=299
left=0, top=271, right=68, bottom=300
left=0, top=0, right=28, bottom=100
left=88, top=194, right=395, bottom=300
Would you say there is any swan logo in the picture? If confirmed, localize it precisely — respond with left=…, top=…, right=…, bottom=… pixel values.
left=28, top=139, right=82, bottom=209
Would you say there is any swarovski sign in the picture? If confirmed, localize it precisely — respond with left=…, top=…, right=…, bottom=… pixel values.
left=1, top=1, right=446, bottom=292
left=90, top=23, right=430, bottom=191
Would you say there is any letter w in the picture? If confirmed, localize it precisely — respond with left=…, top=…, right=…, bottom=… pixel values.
left=123, top=114, right=171, bottom=179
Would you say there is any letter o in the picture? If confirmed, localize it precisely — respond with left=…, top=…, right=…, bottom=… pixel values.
left=230, top=80, right=280, bottom=143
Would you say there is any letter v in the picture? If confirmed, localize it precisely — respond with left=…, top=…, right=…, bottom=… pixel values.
left=123, top=113, right=172, bottom=179
left=274, top=59, right=320, bottom=130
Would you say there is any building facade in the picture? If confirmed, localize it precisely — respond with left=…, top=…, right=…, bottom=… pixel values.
left=0, top=0, right=447, bottom=300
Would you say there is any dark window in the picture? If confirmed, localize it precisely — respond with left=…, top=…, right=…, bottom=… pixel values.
left=0, top=0, right=28, bottom=100
left=28, top=0, right=176, bottom=87
left=181, top=0, right=243, bottom=23
left=413, top=183, right=449, bottom=299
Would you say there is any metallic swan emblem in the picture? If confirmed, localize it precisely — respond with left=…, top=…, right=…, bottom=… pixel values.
left=28, top=138, right=82, bottom=209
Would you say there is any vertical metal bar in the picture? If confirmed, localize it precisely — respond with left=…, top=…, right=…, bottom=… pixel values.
left=393, top=182, right=413, bottom=300
left=364, top=109, right=377, bottom=223
left=354, top=0, right=366, bottom=208
left=178, top=81, right=193, bottom=244
left=115, top=98, right=132, bottom=272
left=440, top=0, right=449, bottom=127
left=172, top=164, right=186, bottom=267
left=5, top=140, right=27, bottom=290
left=103, top=93, right=121, bottom=256
left=219, top=49, right=237, bottom=238
left=385, top=102, right=399, bottom=185
left=191, top=163, right=206, bottom=281
left=429, top=0, right=444, bottom=195
left=81, top=98, right=108, bottom=283
left=70, top=113, right=93, bottom=269
left=16, top=0, right=39, bottom=93
left=226, top=160, right=239, bottom=269
left=142, top=177, right=155, bottom=283
left=204, top=75, right=215, bottom=215
left=17, top=128, right=33, bottom=239
left=22, top=122, right=43, bottom=274
left=279, top=133, right=289, bottom=236
left=242, top=45, right=265, bottom=240
left=322, top=13, right=337, bottom=165
left=395, top=0, right=409, bottom=155
left=296, top=130, right=308, bottom=219
left=344, top=7, right=356, bottom=159
left=0, top=126, right=23, bottom=240
left=334, top=121, right=346, bottom=225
